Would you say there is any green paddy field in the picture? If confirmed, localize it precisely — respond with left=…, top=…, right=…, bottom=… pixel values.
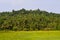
left=0, top=31, right=60, bottom=40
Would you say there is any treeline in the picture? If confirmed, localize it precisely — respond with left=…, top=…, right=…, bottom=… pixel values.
left=0, top=8, right=60, bottom=31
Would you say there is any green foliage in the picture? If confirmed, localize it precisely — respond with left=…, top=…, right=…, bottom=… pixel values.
left=0, top=8, right=60, bottom=31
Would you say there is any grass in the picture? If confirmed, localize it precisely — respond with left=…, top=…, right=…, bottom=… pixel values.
left=0, top=31, right=60, bottom=40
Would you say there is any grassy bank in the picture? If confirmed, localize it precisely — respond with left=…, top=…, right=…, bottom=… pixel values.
left=0, top=31, right=60, bottom=40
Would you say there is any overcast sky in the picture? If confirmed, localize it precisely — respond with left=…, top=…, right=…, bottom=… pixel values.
left=0, top=0, right=60, bottom=13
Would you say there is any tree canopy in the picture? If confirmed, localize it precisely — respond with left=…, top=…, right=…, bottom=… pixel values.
left=0, top=8, right=60, bottom=31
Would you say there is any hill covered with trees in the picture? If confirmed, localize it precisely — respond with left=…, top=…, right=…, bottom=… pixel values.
left=0, top=8, right=60, bottom=31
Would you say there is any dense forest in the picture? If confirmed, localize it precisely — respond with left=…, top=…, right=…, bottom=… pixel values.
left=0, top=8, right=60, bottom=31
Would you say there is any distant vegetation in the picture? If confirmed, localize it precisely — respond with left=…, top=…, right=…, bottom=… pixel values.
left=0, top=8, right=60, bottom=31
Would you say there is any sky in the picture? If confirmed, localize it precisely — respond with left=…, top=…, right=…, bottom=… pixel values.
left=0, top=0, right=60, bottom=13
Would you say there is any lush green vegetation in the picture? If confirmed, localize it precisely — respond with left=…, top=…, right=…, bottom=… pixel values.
left=0, top=31, right=60, bottom=40
left=0, top=8, right=60, bottom=31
